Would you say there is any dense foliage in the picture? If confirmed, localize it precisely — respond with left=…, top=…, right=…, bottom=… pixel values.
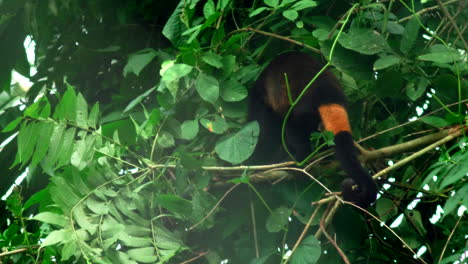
left=0, top=0, right=466, bottom=263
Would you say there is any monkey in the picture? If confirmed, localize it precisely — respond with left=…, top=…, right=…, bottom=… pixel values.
left=248, top=51, right=377, bottom=208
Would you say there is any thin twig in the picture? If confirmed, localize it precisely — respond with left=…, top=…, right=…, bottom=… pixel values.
left=179, top=251, right=209, bottom=264
left=320, top=218, right=351, bottom=264
left=0, top=245, right=40, bottom=257
left=232, top=27, right=321, bottom=54
left=250, top=191, right=260, bottom=258
left=398, top=0, right=461, bottom=22
left=188, top=184, right=240, bottom=230
left=434, top=0, right=468, bottom=50
left=283, top=204, right=322, bottom=264
left=438, top=214, right=464, bottom=263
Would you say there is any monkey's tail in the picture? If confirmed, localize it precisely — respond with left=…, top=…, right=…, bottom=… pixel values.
left=318, top=104, right=377, bottom=208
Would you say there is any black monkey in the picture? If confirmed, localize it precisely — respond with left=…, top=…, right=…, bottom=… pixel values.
left=249, top=51, right=377, bottom=208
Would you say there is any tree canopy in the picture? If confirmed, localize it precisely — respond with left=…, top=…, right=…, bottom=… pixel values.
left=0, top=0, right=466, bottom=263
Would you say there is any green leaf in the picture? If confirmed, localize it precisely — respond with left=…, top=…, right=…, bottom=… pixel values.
left=162, top=63, right=193, bottom=98
left=443, top=184, right=468, bottom=216
left=86, top=198, right=109, bottom=215
left=123, top=48, right=158, bottom=77
left=282, top=10, right=298, bottom=21
left=61, top=86, right=78, bottom=123
left=201, top=52, right=223, bottom=69
left=312, top=28, right=329, bottom=41
left=417, top=51, right=461, bottom=63
left=338, top=28, right=386, bottom=55
left=249, top=7, right=268, bottom=17
left=215, top=121, right=259, bottom=164
left=181, top=120, right=199, bottom=140
left=290, top=235, right=321, bottom=264
left=385, top=21, right=405, bottom=34
left=127, top=247, right=157, bottom=263
left=405, top=77, right=429, bottom=101
left=157, top=131, right=175, bottom=148
left=16, top=122, right=40, bottom=166
left=75, top=93, right=88, bottom=128
left=124, top=86, right=156, bottom=113
left=88, top=103, right=100, bottom=129
left=40, top=229, right=70, bottom=248
left=373, top=55, right=400, bottom=70
left=200, top=115, right=227, bottom=134
left=220, top=79, right=247, bottom=102
left=203, top=0, right=216, bottom=19
left=156, top=194, right=193, bottom=217
left=42, top=123, right=66, bottom=169
left=292, top=0, right=317, bottom=11
left=266, top=207, right=291, bottom=232
left=264, top=0, right=279, bottom=8
left=2, top=117, right=23, bottom=132
left=421, top=116, right=450, bottom=128
left=30, top=121, right=55, bottom=167
left=195, top=72, right=219, bottom=103
left=55, top=127, right=77, bottom=168
left=400, top=16, right=420, bottom=54
left=33, top=212, right=68, bottom=227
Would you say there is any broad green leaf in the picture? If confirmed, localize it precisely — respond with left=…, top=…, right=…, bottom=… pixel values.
left=406, top=77, right=429, bottom=101
left=203, top=0, right=216, bottom=19
left=312, top=28, right=329, bottom=41
left=385, top=21, right=405, bottom=34
left=443, top=184, right=468, bottom=216
left=75, top=93, right=88, bottom=128
left=417, top=52, right=461, bottom=63
left=162, top=1, right=185, bottom=47
left=61, top=240, right=77, bottom=261
left=156, top=194, right=192, bottom=217
left=55, top=127, right=77, bottom=168
left=127, top=247, right=157, bottom=263
left=439, top=155, right=468, bottom=189
left=217, top=0, right=230, bottom=10
left=292, top=0, right=317, bottom=10
left=40, top=229, right=71, bottom=248
left=123, top=48, right=158, bottom=77
left=24, top=98, right=48, bottom=119
left=43, top=123, right=66, bottom=169
left=2, top=117, right=23, bottom=132
left=264, top=0, right=279, bottom=8
left=421, top=116, right=450, bottom=128
left=33, top=212, right=68, bottom=227
left=88, top=103, right=99, bottom=129
left=220, top=79, right=247, bottom=102
left=181, top=119, right=199, bottom=140
left=283, top=10, right=298, bottom=21
left=338, top=28, right=386, bottom=55
left=290, top=235, right=321, bottom=264
left=86, top=198, right=109, bottom=215
left=200, top=115, right=227, bottom=134
left=62, top=87, right=77, bottom=123
left=30, top=121, right=55, bottom=167
left=201, top=52, right=223, bottom=69
left=16, top=122, right=40, bottom=166
left=161, top=64, right=193, bottom=98
left=124, top=86, right=156, bottom=113
left=266, top=207, right=292, bottom=232
left=222, top=55, right=236, bottom=77
left=195, top=72, right=219, bottom=103
left=400, top=16, right=420, bottom=54
left=373, top=55, right=400, bottom=70
left=250, top=7, right=268, bottom=17
left=157, top=131, right=175, bottom=148
left=73, top=204, right=97, bottom=235
left=215, top=121, right=259, bottom=164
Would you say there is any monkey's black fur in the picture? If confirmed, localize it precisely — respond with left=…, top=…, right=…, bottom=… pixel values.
left=249, top=51, right=377, bottom=208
